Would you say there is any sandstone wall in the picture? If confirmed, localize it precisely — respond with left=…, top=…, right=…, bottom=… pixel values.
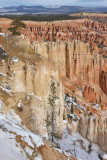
left=0, top=36, right=64, bottom=137
left=78, top=116, right=107, bottom=151
left=31, top=40, right=107, bottom=104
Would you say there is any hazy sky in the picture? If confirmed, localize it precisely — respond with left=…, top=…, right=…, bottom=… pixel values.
left=0, top=0, right=107, bottom=7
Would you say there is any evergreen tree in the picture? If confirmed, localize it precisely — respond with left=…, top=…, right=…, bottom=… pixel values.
left=0, top=28, right=2, bottom=32
left=71, top=103, right=74, bottom=114
left=87, top=142, right=92, bottom=154
left=74, top=96, right=77, bottom=102
left=47, top=80, right=59, bottom=142
left=8, top=17, right=26, bottom=35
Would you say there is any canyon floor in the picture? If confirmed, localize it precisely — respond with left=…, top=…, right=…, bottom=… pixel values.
left=0, top=13, right=107, bottom=160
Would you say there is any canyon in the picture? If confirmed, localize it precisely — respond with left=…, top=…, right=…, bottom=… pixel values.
left=0, top=15, right=107, bottom=159
left=20, top=19, right=107, bottom=109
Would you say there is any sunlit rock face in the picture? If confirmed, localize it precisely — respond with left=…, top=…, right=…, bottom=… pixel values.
left=31, top=40, right=107, bottom=106
left=0, top=19, right=107, bottom=105
left=0, top=36, right=64, bottom=138
left=77, top=116, right=107, bottom=151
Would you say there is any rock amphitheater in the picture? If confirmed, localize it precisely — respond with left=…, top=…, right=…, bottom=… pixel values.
left=0, top=15, right=107, bottom=159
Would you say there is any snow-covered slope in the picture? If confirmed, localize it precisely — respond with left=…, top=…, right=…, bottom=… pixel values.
left=54, top=120, right=104, bottom=160
left=0, top=109, right=43, bottom=160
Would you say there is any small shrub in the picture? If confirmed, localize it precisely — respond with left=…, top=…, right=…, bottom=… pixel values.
left=98, top=153, right=103, bottom=160
left=87, top=142, right=92, bottom=154
left=71, top=103, right=74, bottom=114
left=74, top=97, right=77, bottom=103
left=0, top=28, right=2, bottom=32
left=65, top=93, right=70, bottom=100
left=90, top=112, right=92, bottom=116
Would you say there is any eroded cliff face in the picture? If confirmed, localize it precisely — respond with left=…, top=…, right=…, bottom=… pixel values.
left=78, top=116, right=107, bottom=151
left=31, top=40, right=107, bottom=105
left=99, top=66, right=107, bottom=95
left=0, top=18, right=107, bottom=106
left=64, top=96, right=107, bottom=152
left=0, top=36, right=64, bottom=137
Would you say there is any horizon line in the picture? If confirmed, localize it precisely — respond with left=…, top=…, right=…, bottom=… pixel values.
left=1, top=5, right=107, bottom=8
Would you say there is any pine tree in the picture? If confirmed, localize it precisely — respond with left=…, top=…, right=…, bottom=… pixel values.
left=87, top=142, right=92, bottom=154
left=47, top=80, right=59, bottom=142
left=0, top=28, right=2, bottom=32
left=65, top=93, right=69, bottom=101
left=74, top=96, right=77, bottom=102
left=71, top=103, right=74, bottom=114
left=8, top=17, right=26, bottom=35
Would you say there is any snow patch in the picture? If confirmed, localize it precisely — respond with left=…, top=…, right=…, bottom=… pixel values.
left=0, top=86, right=12, bottom=96
left=2, top=59, right=5, bottom=63
left=54, top=121, right=102, bottom=160
left=0, top=33, right=8, bottom=37
left=0, top=72, right=6, bottom=77
left=34, top=154, right=43, bottom=160
left=25, top=146, right=33, bottom=156
left=0, top=100, right=4, bottom=112
left=17, top=100, right=23, bottom=108
left=7, top=109, right=22, bottom=125
left=28, top=93, right=42, bottom=101
left=0, top=109, right=44, bottom=160
left=11, top=57, right=19, bottom=63
left=103, top=154, right=107, bottom=159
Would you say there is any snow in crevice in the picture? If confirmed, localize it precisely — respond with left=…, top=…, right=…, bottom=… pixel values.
left=0, top=100, right=4, bottom=112
left=0, top=72, right=6, bottom=77
left=27, top=93, right=42, bottom=101
left=11, top=56, right=19, bottom=63
left=25, top=146, right=33, bottom=156
left=0, top=71, right=13, bottom=80
left=0, top=86, right=12, bottom=96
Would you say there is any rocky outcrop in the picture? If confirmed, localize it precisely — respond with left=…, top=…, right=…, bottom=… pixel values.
left=78, top=116, right=107, bottom=151
left=0, top=36, right=64, bottom=138
left=69, top=115, right=107, bottom=151
left=83, top=86, right=97, bottom=103
left=99, top=67, right=107, bottom=95
left=38, top=142, right=77, bottom=160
